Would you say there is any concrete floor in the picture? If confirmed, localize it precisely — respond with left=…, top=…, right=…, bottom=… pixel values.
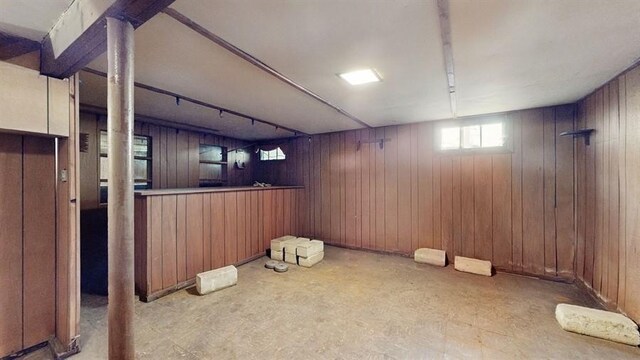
left=24, top=246, right=640, bottom=359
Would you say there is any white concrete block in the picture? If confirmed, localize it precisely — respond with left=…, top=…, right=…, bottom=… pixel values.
left=271, top=250, right=283, bottom=261
left=556, top=304, right=640, bottom=346
left=299, top=252, right=324, bottom=268
left=284, top=237, right=310, bottom=255
left=414, top=248, right=446, bottom=267
left=454, top=256, right=492, bottom=276
left=297, top=240, right=324, bottom=258
left=270, top=235, right=297, bottom=252
left=284, top=251, right=298, bottom=265
left=196, top=265, right=237, bottom=295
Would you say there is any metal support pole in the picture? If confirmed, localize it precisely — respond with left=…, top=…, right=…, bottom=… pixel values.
left=106, top=17, right=135, bottom=360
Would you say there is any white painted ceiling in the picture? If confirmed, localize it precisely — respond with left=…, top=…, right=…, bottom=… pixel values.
left=6, top=0, right=640, bottom=140
left=450, top=0, right=640, bottom=116
left=0, top=0, right=73, bottom=41
left=79, top=69, right=293, bottom=140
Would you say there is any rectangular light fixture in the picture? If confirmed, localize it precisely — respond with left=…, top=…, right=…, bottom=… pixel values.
left=338, top=68, right=381, bottom=85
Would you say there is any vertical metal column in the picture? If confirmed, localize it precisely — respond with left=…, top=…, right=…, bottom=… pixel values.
left=106, top=17, right=135, bottom=360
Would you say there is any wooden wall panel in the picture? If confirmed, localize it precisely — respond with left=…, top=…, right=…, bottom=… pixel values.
left=134, top=188, right=301, bottom=301
left=575, top=64, right=640, bottom=322
left=150, top=197, right=163, bottom=293
left=258, top=105, right=576, bottom=280
left=0, top=134, right=24, bottom=357
left=211, top=193, right=226, bottom=269
left=161, top=195, right=178, bottom=288
left=22, top=137, right=56, bottom=348
left=79, top=115, right=254, bottom=209
left=0, top=133, right=67, bottom=356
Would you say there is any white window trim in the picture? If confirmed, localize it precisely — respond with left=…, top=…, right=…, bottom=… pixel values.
left=434, top=116, right=513, bottom=154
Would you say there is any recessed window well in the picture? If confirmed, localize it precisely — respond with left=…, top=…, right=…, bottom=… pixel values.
left=338, top=68, right=382, bottom=85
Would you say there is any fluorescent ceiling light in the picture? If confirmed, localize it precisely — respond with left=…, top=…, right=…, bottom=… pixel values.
left=338, top=69, right=381, bottom=85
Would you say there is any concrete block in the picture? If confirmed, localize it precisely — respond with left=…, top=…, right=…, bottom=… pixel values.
left=270, top=235, right=297, bottom=252
left=284, top=251, right=298, bottom=265
left=555, top=304, right=640, bottom=346
left=299, top=251, right=324, bottom=268
left=297, top=240, right=324, bottom=257
left=284, top=237, right=310, bottom=255
left=454, top=256, right=492, bottom=276
left=196, top=265, right=237, bottom=295
left=271, top=250, right=283, bottom=261
left=414, top=248, right=446, bottom=267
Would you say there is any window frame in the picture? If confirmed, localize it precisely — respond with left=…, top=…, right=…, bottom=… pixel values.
left=99, top=130, right=153, bottom=205
left=259, top=147, right=286, bottom=161
left=434, top=115, right=513, bottom=155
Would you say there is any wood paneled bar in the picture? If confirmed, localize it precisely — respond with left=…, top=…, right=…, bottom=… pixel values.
left=134, top=186, right=303, bottom=301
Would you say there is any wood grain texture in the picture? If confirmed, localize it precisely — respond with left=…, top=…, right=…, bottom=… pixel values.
left=22, top=137, right=56, bottom=347
left=258, top=106, right=576, bottom=281
left=134, top=188, right=301, bottom=301
left=0, top=134, right=23, bottom=357
left=574, top=64, right=640, bottom=322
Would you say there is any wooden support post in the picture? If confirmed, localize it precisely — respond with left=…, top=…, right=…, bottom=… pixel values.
left=106, top=17, right=135, bottom=360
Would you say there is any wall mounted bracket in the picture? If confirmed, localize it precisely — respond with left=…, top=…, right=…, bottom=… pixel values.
left=560, top=128, right=595, bottom=146
left=357, top=138, right=391, bottom=151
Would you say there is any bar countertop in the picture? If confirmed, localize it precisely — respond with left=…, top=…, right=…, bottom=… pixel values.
left=135, top=185, right=303, bottom=197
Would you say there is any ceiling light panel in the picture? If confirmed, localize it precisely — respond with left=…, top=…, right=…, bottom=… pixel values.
left=338, top=69, right=382, bottom=86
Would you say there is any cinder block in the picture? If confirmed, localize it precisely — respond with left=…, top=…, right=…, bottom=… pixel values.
left=271, top=250, right=283, bottom=261
left=284, top=237, right=310, bottom=255
left=414, top=248, right=446, bottom=267
left=556, top=304, right=640, bottom=346
left=299, top=251, right=324, bottom=268
left=284, top=251, right=298, bottom=265
left=297, top=240, right=324, bottom=257
left=270, top=235, right=297, bottom=252
left=196, top=265, right=237, bottom=295
left=454, top=256, right=492, bottom=276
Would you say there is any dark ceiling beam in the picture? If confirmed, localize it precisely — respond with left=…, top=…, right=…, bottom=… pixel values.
left=41, top=0, right=175, bottom=79
left=162, top=7, right=372, bottom=129
left=0, top=32, right=40, bottom=60
left=437, top=0, right=457, bottom=118
left=82, top=68, right=309, bottom=136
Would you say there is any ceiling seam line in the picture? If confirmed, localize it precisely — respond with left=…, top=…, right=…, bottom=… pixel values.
left=81, top=67, right=309, bottom=136
left=161, top=7, right=372, bottom=129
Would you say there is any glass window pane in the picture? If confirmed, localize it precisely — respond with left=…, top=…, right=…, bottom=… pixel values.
left=462, top=125, right=481, bottom=149
left=100, top=182, right=108, bottom=204
left=481, top=123, right=504, bottom=148
left=100, top=131, right=108, bottom=155
left=100, top=156, right=108, bottom=180
left=276, top=147, right=286, bottom=159
left=133, top=136, right=149, bottom=157
left=134, top=159, right=149, bottom=180
left=200, top=163, right=222, bottom=181
left=200, top=144, right=223, bottom=162
left=441, top=127, right=460, bottom=150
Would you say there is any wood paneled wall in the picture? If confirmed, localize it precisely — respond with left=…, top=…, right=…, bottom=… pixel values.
left=80, top=112, right=253, bottom=209
left=0, top=134, right=56, bottom=357
left=256, top=105, right=576, bottom=280
left=575, top=64, right=640, bottom=322
left=134, top=187, right=302, bottom=301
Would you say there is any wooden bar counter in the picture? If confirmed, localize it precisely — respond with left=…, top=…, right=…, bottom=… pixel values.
left=134, top=186, right=304, bottom=301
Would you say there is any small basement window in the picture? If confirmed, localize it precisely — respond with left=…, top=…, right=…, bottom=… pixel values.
left=437, top=118, right=509, bottom=153
left=259, top=147, right=286, bottom=161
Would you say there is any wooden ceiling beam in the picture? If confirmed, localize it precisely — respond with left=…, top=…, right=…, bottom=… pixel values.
left=0, top=32, right=40, bottom=60
left=41, top=0, right=175, bottom=79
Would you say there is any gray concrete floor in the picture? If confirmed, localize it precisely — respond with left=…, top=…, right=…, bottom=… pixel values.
left=24, top=246, right=640, bottom=359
